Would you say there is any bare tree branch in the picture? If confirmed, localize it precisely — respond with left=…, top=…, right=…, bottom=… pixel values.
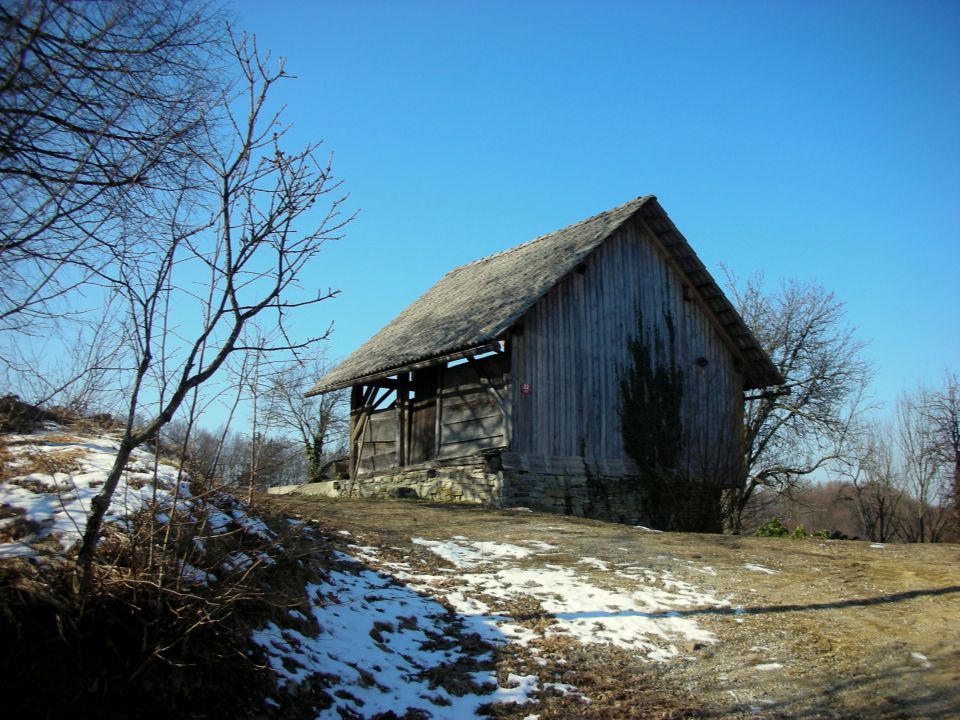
left=0, top=0, right=228, bottom=332
left=721, top=271, right=873, bottom=533
left=75, top=36, right=352, bottom=596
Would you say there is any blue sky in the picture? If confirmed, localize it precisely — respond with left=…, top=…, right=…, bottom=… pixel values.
left=233, top=0, right=959, bottom=414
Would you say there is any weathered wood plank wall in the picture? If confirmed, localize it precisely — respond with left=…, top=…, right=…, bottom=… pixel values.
left=436, top=355, right=508, bottom=460
left=356, top=408, right=399, bottom=474
left=510, top=217, right=743, bottom=478
left=354, top=353, right=509, bottom=474
left=408, top=366, right=439, bottom=464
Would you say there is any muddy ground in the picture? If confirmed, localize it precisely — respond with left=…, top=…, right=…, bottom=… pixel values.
left=263, top=496, right=960, bottom=719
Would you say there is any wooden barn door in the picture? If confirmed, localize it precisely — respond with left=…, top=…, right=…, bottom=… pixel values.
left=407, top=366, right=439, bottom=464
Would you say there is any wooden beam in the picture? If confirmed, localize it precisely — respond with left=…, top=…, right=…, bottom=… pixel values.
left=315, top=342, right=503, bottom=393
left=349, top=412, right=370, bottom=486
left=434, top=363, right=445, bottom=459
left=368, top=385, right=396, bottom=413
left=349, top=385, right=363, bottom=480
left=466, top=355, right=506, bottom=417
left=396, top=372, right=408, bottom=467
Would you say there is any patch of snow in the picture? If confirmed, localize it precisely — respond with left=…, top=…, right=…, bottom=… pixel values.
left=222, top=551, right=255, bottom=573
left=543, top=681, right=584, bottom=698
left=910, top=652, right=932, bottom=668
left=753, top=662, right=783, bottom=671
left=345, top=544, right=381, bottom=563
left=205, top=508, right=234, bottom=533
left=0, top=434, right=188, bottom=555
left=251, top=561, right=539, bottom=718
left=523, top=540, right=559, bottom=552
left=363, top=537, right=729, bottom=664
left=744, top=563, right=777, bottom=575
left=578, top=556, right=610, bottom=571
left=634, top=525, right=663, bottom=532
left=179, top=562, right=217, bottom=585
left=870, top=543, right=885, bottom=549
left=229, top=508, right=275, bottom=540
left=413, top=537, right=535, bottom=569
left=430, top=555, right=721, bottom=660
left=0, top=542, right=36, bottom=559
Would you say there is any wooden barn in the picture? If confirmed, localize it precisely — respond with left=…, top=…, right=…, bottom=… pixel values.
left=306, top=196, right=783, bottom=525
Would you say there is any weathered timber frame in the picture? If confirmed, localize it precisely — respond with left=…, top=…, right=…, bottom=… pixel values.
left=348, top=342, right=511, bottom=478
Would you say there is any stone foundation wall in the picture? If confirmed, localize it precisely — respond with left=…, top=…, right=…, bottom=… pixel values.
left=335, top=461, right=652, bottom=527
left=503, top=472, right=650, bottom=526
left=346, top=459, right=503, bottom=505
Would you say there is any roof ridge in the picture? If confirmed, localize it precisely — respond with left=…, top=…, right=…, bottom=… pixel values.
left=446, top=195, right=652, bottom=276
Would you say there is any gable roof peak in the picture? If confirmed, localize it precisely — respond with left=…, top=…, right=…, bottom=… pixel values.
left=307, top=195, right=782, bottom=395
left=450, top=194, right=655, bottom=274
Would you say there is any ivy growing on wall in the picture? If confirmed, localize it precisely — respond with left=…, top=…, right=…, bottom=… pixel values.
left=620, top=310, right=687, bottom=530
left=619, top=310, right=724, bottom=532
left=619, top=311, right=684, bottom=479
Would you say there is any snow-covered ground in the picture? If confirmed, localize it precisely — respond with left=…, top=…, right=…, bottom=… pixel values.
left=0, top=426, right=189, bottom=558
left=251, top=550, right=539, bottom=718
left=1, top=428, right=731, bottom=718
left=250, top=530, right=730, bottom=717
left=397, top=536, right=724, bottom=658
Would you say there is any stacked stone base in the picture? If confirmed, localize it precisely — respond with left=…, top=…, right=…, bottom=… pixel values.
left=322, top=459, right=652, bottom=526
left=343, top=458, right=503, bottom=505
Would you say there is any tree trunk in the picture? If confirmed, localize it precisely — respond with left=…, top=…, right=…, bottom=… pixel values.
left=75, top=440, right=137, bottom=598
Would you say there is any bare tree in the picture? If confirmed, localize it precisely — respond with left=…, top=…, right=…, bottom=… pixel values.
left=0, top=298, right=126, bottom=414
left=75, top=37, right=350, bottom=595
left=721, top=273, right=873, bottom=533
left=844, top=422, right=905, bottom=542
left=0, top=0, right=225, bottom=334
left=925, top=372, right=960, bottom=537
left=264, top=355, right=348, bottom=484
left=896, top=389, right=951, bottom=542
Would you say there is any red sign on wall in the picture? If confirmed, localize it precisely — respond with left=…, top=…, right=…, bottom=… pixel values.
left=520, top=383, right=532, bottom=395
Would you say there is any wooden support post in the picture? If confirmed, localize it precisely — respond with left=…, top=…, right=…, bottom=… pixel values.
left=434, top=363, right=445, bottom=459
left=502, top=338, right=513, bottom=449
left=396, top=373, right=408, bottom=467
left=349, top=385, right=363, bottom=479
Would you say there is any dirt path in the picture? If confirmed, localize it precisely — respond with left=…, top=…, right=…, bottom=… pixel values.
left=264, top=496, right=960, bottom=719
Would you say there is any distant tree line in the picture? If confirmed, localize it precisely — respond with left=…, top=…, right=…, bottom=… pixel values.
left=157, top=357, right=348, bottom=500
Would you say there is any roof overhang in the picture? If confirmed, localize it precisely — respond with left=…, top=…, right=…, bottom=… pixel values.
left=305, top=341, right=503, bottom=396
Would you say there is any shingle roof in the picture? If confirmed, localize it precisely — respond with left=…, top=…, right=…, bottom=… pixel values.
left=307, top=196, right=783, bottom=395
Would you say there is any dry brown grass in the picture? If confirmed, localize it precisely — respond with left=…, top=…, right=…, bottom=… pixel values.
left=0, top=490, right=337, bottom=719
left=0, top=434, right=89, bottom=481
left=22, top=447, right=86, bottom=475
left=0, top=505, right=40, bottom=543
left=0, top=436, right=16, bottom=482
left=266, top=495, right=960, bottom=720
left=29, top=433, right=83, bottom=444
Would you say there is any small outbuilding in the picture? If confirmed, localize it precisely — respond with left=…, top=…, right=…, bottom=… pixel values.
left=306, top=196, right=782, bottom=527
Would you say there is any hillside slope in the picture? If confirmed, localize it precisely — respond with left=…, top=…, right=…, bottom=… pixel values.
left=266, top=496, right=960, bottom=719
left=2, top=425, right=956, bottom=718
